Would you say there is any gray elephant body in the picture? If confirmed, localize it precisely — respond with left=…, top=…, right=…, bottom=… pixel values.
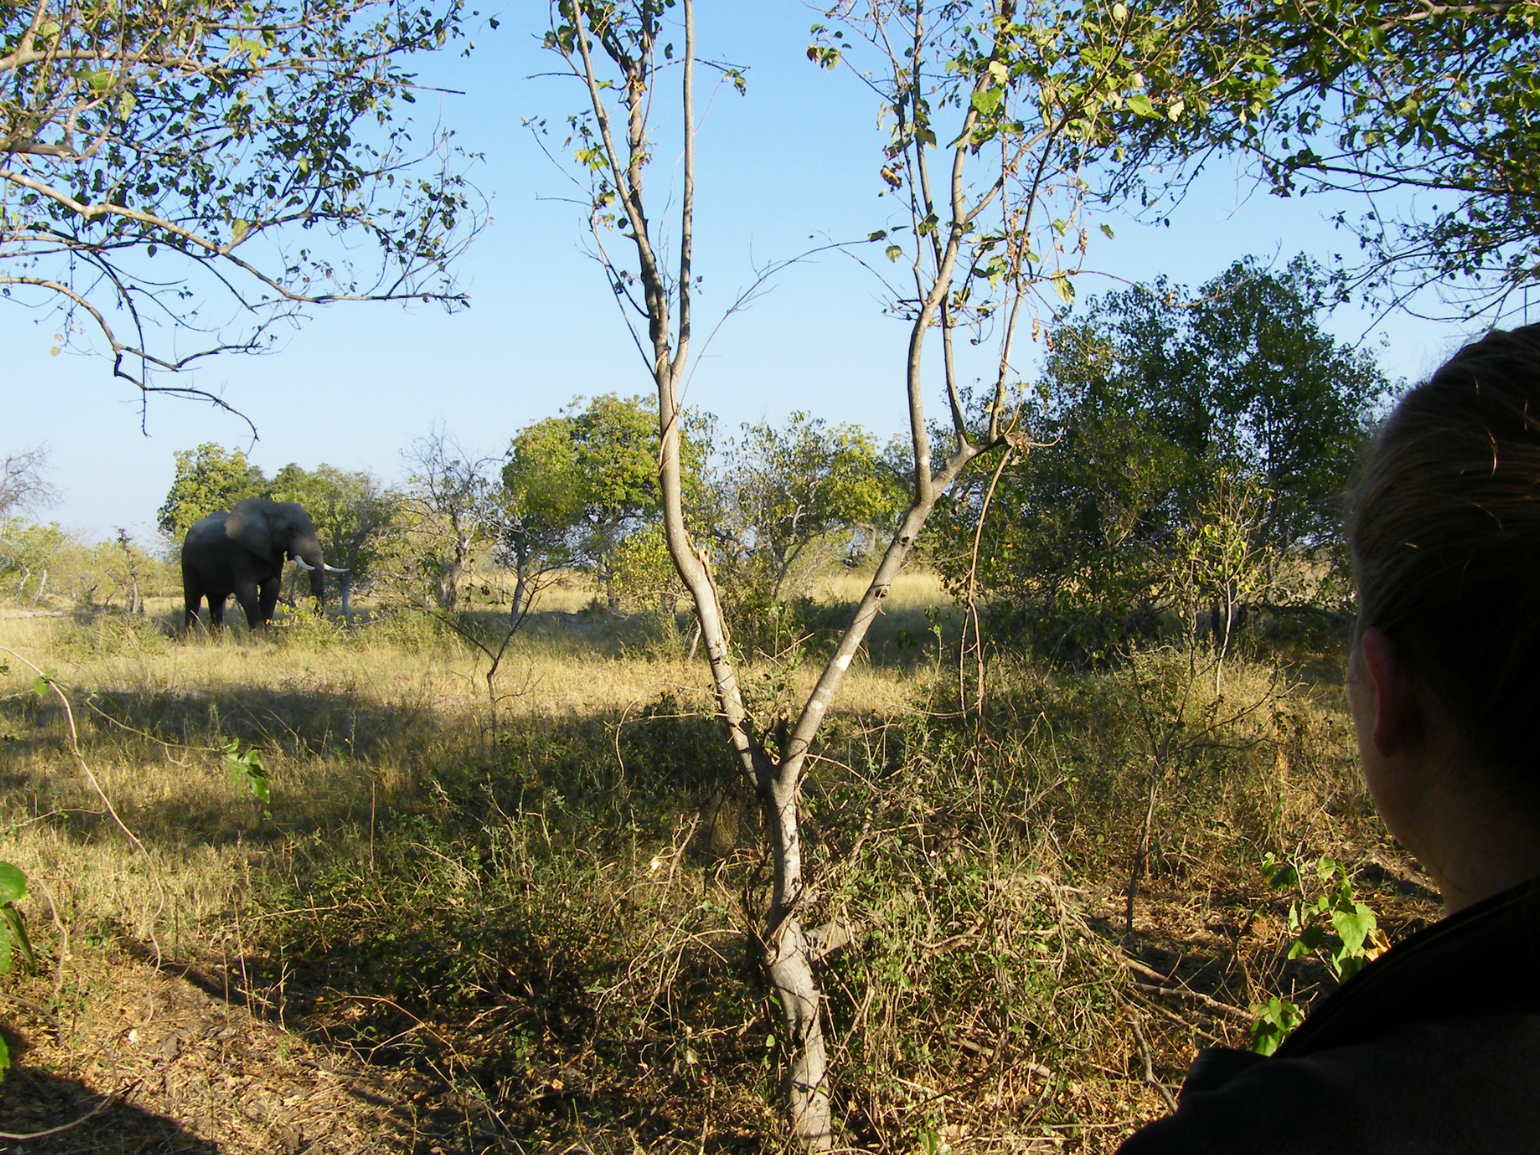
left=182, top=498, right=330, bottom=629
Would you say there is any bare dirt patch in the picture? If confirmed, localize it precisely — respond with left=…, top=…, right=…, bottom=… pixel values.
left=0, top=950, right=506, bottom=1155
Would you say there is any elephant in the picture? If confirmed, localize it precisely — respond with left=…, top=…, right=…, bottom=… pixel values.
left=181, top=498, right=347, bottom=630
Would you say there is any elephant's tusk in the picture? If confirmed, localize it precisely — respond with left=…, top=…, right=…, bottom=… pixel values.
left=292, top=556, right=317, bottom=572
left=323, top=564, right=350, bottom=573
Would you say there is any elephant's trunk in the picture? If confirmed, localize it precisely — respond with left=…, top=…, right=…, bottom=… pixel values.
left=292, top=537, right=327, bottom=606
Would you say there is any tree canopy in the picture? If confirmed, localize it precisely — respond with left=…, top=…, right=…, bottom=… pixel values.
left=1, top=0, right=480, bottom=407
left=707, top=413, right=906, bottom=610
left=157, top=442, right=268, bottom=539
left=1097, top=1, right=1540, bottom=314
left=937, top=256, right=1389, bottom=653
left=501, top=394, right=704, bottom=609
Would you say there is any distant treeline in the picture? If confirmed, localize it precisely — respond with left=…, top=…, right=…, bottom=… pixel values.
left=3, top=257, right=1387, bottom=654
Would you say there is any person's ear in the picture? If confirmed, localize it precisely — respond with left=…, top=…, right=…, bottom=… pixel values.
left=1358, top=627, right=1422, bottom=756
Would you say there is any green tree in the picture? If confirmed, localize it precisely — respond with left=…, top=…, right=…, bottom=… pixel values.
left=501, top=394, right=705, bottom=611
left=0, top=520, right=68, bottom=605
left=1176, top=258, right=1389, bottom=552
left=939, top=256, right=1388, bottom=653
left=496, top=415, right=583, bottom=619
left=93, top=528, right=163, bottom=614
left=157, top=444, right=269, bottom=540
left=1, top=0, right=480, bottom=402
left=709, top=412, right=905, bottom=617
left=1158, top=2, right=1540, bottom=313
left=270, top=463, right=399, bottom=620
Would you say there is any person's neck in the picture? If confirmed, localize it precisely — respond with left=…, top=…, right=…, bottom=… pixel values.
left=1414, top=777, right=1540, bottom=916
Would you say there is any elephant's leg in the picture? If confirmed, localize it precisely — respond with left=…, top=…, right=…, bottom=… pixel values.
left=182, top=572, right=203, bottom=631
left=233, top=577, right=264, bottom=629
left=259, top=579, right=281, bottom=625
left=208, top=595, right=227, bottom=628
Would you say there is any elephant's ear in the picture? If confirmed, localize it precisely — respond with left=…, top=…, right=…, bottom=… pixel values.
left=226, top=503, right=275, bottom=560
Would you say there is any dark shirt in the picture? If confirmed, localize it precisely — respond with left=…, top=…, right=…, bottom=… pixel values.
left=1118, top=876, right=1540, bottom=1154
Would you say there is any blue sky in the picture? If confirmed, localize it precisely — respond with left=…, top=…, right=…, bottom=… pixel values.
left=2, top=6, right=1492, bottom=541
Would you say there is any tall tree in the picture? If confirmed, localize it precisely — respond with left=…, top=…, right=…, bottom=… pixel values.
left=501, top=394, right=703, bottom=611
left=538, top=0, right=1244, bottom=1138
left=498, top=415, right=585, bottom=619
left=708, top=412, right=905, bottom=614
left=157, top=443, right=268, bottom=540
left=1, top=0, right=481, bottom=410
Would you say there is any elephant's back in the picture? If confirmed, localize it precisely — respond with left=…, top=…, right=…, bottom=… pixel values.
left=183, top=513, right=231, bottom=558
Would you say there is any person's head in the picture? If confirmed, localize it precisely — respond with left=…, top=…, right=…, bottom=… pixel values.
left=1350, top=324, right=1540, bottom=891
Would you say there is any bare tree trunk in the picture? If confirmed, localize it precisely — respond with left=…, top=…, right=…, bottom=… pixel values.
left=511, top=568, right=527, bottom=622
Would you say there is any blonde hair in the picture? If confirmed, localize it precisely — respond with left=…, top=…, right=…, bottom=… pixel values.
left=1352, top=323, right=1540, bottom=788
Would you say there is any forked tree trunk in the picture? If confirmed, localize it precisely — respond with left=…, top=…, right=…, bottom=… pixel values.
left=564, top=1, right=1014, bottom=1143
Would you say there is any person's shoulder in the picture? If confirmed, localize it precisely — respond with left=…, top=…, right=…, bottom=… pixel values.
left=1119, top=1015, right=1540, bottom=1155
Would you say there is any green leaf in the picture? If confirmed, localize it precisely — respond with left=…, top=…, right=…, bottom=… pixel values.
left=1250, top=996, right=1303, bottom=1055
left=1099, top=223, right=1116, bottom=239
left=231, top=218, right=250, bottom=244
left=0, top=907, right=33, bottom=972
left=1332, top=904, right=1376, bottom=956
left=1050, top=272, right=1075, bottom=303
left=0, top=1033, right=9, bottom=1081
left=225, top=741, right=272, bottom=806
left=0, top=863, right=25, bottom=906
left=885, top=244, right=904, bottom=262
left=971, top=86, right=1004, bottom=116
left=32, top=676, right=48, bottom=698
left=1288, top=923, right=1324, bottom=957
left=1126, top=93, right=1156, bottom=119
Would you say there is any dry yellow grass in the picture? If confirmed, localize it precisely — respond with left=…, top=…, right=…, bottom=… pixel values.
left=0, top=579, right=933, bottom=958
left=0, top=588, right=1428, bottom=1154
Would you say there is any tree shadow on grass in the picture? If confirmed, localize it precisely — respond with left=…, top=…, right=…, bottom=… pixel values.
left=0, top=681, right=453, bottom=852
left=0, top=1049, right=218, bottom=1155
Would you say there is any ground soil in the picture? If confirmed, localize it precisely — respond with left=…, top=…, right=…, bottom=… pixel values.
left=0, top=948, right=506, bottom=1155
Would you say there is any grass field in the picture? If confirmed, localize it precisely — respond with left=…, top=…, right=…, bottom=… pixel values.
left=0, top=574, right=1437, bottom=1153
